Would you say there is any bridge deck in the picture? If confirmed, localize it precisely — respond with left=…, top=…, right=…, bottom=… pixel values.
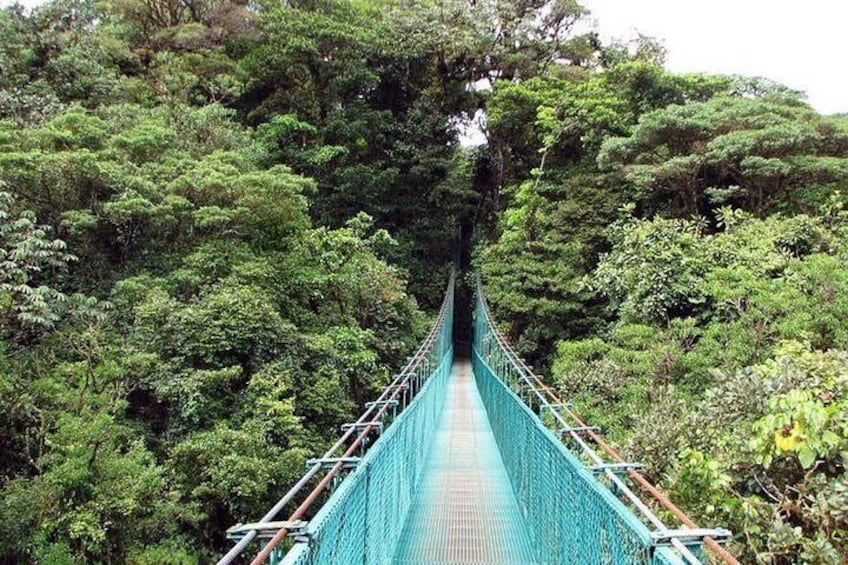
left=393, top=360, right=536, bottom=564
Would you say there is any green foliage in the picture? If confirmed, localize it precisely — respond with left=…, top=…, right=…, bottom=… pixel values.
left=170, top=422, right=306, bottom=519
left=4, top=0, right=848, bottom=562
left=478, top=54, right=848, bottom=560
left=476, top=64, right=769, bottom=368
left=0, top=370, right=196, bottom=562
left=236, top=0, right=603, bottom=303
left=750, top=344, right=848, bottom=470
left=549, top=210, right=848, bottom=559
left=479, top=174, right=623, bottom=367
left=598, top=95, right=848, bottom=217
left=593, top=215, right=708, bottom=323
left=0, top=103, right=314, bottom=288
left=0, top=189, right=102, bottom=331
left=0, top=4, right=429, bottom=556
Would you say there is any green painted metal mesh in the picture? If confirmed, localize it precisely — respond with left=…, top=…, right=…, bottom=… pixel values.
left=471, top=351, right=658, bottom=564
left=280, top=317, right=454, bottom=565
left=472, top=295, right=690, bottom=565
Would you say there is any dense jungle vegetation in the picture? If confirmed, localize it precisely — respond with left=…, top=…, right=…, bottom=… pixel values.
left=0, top=0, right=846, bottom=562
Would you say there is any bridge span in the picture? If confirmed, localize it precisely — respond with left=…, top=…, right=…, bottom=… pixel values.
left=219, top=273, right=736, bottom=565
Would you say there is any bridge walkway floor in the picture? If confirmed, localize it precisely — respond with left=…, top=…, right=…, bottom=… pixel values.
left=393, top=360, right=536, bottom=564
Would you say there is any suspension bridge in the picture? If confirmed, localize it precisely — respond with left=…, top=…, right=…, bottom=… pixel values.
left=219, top=273, right=737, bottom=565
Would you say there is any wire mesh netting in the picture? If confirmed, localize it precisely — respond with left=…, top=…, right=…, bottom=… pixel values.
left=472, top=290, right=695, bottom=565
left=280, top=321, right=454, bottom=564
left=472, top=351, right=679, bottom=564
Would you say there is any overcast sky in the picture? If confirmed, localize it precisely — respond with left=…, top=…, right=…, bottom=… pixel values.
left=581, top=0, right=847, bottom=114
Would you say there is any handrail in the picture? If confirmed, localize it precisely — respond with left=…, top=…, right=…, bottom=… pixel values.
left=219, top=271, right=455, bottom=565
left=475, top=277, right=738, bottom=565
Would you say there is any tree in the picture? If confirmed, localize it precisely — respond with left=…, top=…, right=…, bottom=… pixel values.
left=598, top=95, right=848, bottom=217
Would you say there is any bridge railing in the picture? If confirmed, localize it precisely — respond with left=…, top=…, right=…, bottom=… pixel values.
left=473, top=278, right=737, bottom=565
left=219, top=271, right=455, bottom=565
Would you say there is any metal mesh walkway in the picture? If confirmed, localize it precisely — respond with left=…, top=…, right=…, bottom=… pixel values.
left=393, top=360, right=536, bottom=565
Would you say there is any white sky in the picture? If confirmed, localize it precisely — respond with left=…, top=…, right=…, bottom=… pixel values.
left=581, top=0, right=848, bottom=115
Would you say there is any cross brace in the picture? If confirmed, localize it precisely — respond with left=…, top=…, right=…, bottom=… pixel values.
left=341, top=422, right=384, bottom=433
left=365, top=399, right=399, bottom=409
left=590, top=462, right=645, bottom=475
left=226, top=520, right=308, bottom=540
left=651, top=528, right=733, bottom=546
left=559, top=425, right=601, bottom=434
left=306, top=457, right=361, bottom=470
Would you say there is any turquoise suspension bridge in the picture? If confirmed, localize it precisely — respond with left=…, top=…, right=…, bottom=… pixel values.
left=219, top=273, right=736, bottom=564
